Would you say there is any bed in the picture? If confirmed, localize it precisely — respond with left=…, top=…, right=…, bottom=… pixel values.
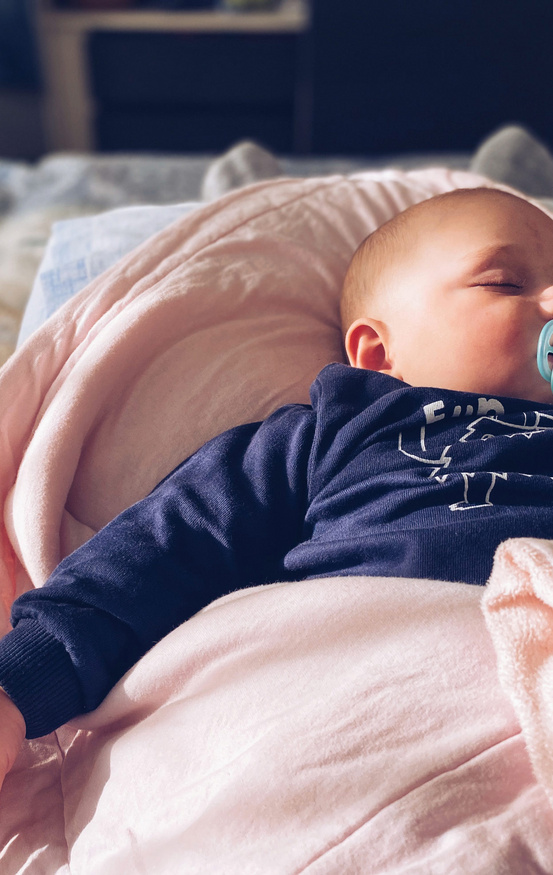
left=1, top=139, right=553, bottom=873
left=0, top=148, right=474, bottom=367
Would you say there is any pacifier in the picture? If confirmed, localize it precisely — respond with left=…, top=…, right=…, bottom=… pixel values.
left=537, top=319, right=553, bottom=393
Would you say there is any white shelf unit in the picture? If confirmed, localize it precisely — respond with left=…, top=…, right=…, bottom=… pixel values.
left=36, top=0, right=310, bottom=152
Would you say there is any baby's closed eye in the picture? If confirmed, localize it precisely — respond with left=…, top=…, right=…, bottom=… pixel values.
left=469, top=270, right=524, bottom=292
left=479, top=282, right=523, bottom=292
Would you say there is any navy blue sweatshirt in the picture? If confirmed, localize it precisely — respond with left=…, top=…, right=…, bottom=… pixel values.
left=3, top=363, right=553, bottom=738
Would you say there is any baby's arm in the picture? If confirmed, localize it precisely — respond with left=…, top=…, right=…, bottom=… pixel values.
left=0, top=689, right=25, bottom=790
left=0, top=404, right=315, bottom=744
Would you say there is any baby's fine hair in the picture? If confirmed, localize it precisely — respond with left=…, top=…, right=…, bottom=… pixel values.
left=340, top=186, right=524, bottom=336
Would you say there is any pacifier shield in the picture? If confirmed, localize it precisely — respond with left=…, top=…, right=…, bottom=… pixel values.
left=537, top=319, right=553, bottom=387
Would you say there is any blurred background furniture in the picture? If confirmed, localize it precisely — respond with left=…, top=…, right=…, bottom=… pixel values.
left=36, top=0, right=310, bottom=153
left=0, top=0, right=44, bottom=159
left=4, top=0, right=553, bottom=159
left=33, top=0, right=553, bottom=158
left=308, top=0, right=553, bottom=155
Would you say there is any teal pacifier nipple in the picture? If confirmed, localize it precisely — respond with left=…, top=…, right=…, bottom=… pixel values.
left=537, top=320, right=553, bottom=392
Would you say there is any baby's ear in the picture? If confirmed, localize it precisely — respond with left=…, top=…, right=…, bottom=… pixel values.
left=345, top=318, right=397, bottom=375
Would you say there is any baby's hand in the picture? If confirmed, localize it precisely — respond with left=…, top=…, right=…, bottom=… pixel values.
left=0, top=688, right=25, bottom=791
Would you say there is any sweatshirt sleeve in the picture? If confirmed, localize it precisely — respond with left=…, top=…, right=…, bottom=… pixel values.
left=0, top=403, right=315, bottom=738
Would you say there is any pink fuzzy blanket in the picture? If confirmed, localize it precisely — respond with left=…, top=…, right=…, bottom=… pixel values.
left=1, top=167, right=552, bottom=872
left=484, top=539, right=553, bottom=818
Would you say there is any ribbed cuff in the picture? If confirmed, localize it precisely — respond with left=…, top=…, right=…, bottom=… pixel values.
left=0, top=619, right=84, bottom=738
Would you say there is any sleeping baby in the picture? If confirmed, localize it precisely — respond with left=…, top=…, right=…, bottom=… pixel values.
left=2, top=185, right=553, bottom=783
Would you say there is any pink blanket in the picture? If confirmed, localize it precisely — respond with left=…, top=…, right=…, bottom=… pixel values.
left=2, top=167, right=552, bottom=871
left=484, top=538, right=553, bottom=817
left=2, top=574, right=553, bottom=873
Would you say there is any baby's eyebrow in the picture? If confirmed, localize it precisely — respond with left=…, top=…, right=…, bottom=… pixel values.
left=464, top=243, right=520, bottom=271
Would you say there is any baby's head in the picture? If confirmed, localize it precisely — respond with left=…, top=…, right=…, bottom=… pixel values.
left=342, top=187, right=553, bottom=404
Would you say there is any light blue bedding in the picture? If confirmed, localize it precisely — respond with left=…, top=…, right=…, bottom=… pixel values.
left=7, top=149, right=472, bottom=348
left=18, top=202, right=200, bottom=345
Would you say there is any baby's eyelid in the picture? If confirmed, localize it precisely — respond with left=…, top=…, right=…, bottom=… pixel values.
left=466, top=281, right=524, bottom=298
left=468, top=276, right=524, bottom=291
left=482, top=281, right=522, bottom=288
left=481, top=282, right=525, bottom=296
left=470, top=266, right=524, bottom=286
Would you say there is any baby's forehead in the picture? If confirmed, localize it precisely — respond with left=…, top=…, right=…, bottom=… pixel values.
left=418, top=187, right=549, bottom=226
left=414, top=188, right=518, bottom=224
left=404, top=189, right=553, bottom=253
left=350, top=188, right=552, bottom=314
